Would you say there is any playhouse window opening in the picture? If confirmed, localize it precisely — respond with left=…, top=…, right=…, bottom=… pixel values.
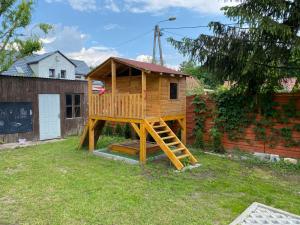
left=112, top=67, right=142, bottom=77
left=66, top=94, right=82, bottom=118
left=170, top=83, right=178, bottom=99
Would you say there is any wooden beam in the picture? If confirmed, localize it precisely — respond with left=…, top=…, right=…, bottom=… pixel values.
left=140, top=122, right=147, bottom=164
left=180, top=117, right=187, bottom=145
left=129, top=67, right=132, bottom=76
left=88, top=77, right=93, bottom=116
left=142, top=70, right=146, bottom=118
left=161, top=115, right=185, bottom=121
left=92, top=119, right=100, bottom=130
left=146, top=115, right=185, bottom=123
left=177, top=118, right=184, bottom=129
left=90, top=116, right=143, bottom=124
left=89, top=118, right=95, bottom=152
left=111, top=60, right=116, bottom=117
left=130, top=123, right=141, bottom=137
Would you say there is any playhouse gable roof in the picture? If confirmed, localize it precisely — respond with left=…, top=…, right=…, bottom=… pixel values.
left=87, top=57, right=188, bottom=78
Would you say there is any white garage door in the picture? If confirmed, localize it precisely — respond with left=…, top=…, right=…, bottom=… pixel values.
left=39, top=94, right=61, bottom=140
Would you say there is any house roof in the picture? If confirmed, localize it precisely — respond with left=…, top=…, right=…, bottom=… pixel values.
left=27, top=50, right=76, bottom=66
left=1, top=51, right=90, bottom=77
left=87, top=57, right=187, bottom=78
left=71, top=59, right=90, bottom=75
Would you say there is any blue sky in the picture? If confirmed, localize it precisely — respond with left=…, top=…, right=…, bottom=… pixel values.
left=31, top=0, right=241, bottom=68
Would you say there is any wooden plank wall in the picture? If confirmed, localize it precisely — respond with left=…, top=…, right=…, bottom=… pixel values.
left=104, top=76, right=142, bottom=94
left=186, top=94, right=300, bottom=159
left=160, top=76, right=186, bottom=117
left=0, top=76, right=88, bottom=143
left=101, top=74, right=187, bottom=118
left=146, top=74, right=160, bottom=118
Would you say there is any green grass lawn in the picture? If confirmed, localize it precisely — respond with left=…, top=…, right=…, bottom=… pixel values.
left=0, top=136, right=299, bottom=225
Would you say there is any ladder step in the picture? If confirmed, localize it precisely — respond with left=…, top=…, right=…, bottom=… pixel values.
left=172, top=147, right=185, bottom=153
left=153, top=125, right=166, bottom=129
left=177, top=154, right=190, bottom=160
left=157, top=130, right=170, bottom=134
left=166, top=141, right=180, bottom=146
left=162, top=136, right=175, bottom=140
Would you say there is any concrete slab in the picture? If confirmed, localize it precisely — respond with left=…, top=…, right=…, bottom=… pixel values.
left=93, top=149, right=139, bottom=165
left=230, top=202, right=300, bottom=225
left=0, top=138, right=65, bottom=151
left=175, top=163, right=202, bottom=172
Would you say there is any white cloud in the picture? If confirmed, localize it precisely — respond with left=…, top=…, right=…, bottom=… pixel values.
left=40, top=37, right=56, bottom=44
left=69, top=0, right=97, bottom=11
left=103, top=23, right=122, bottom=31
left=67, top=47, right=119, bottom=67
left=39, top=24, right=120, bottom=67
left=136, top=54, right=179, bottom=71
left=165, top=63, right=180, bottom=71
left=105, top=0, right=121, bottom=12
left=124, top=0, right=242, bottom=14
left=46, top=0, right=242, bottom=13
left=136, top=54, right=152, bottom=63
left=42, top=25, right=88, bottom=53
left=45, top=0, right=97, bottom=12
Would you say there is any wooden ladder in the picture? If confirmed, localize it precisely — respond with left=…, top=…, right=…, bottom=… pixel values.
left=144, top=118, right=198, bottom=170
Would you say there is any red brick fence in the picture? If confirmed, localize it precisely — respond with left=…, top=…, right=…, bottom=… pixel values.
left=186, top=94, right=300, bottom=159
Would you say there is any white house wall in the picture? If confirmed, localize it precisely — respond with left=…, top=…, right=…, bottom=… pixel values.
left=36, top=52, right=76, bottom=80
left=29, top=64, right=39, bottom=77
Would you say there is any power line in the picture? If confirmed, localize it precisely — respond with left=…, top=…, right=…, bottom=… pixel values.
left=161, top=23, right=239, bottom=30
left=162, top=25, right=209, bottom=30
left=163, top=30, right=186, bottom=38
left=114, top=29, right=153, bottom=48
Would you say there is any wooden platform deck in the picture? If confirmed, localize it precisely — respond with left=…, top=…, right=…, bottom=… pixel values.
left=109, top=140, right=161, bottom=156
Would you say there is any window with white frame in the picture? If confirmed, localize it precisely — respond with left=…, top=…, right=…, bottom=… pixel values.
left=61, top=70, right=66, bottom=78
left=49, top=69, right=55, bottom=78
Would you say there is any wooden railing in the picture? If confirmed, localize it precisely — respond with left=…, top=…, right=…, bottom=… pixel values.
left=91, top=93, right=143, bottom=119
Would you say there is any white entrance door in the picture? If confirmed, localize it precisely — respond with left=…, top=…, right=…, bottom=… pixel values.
left=39, top=94, right=61, bottom=140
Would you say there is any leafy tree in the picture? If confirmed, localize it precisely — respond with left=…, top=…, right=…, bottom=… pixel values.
left=170, top=0, right=300, bottom=95
left=179, top=61, right=220, bottom=89
left=0, top=0, right=52, bottom=72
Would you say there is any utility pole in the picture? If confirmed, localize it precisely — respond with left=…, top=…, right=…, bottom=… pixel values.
left=152, top=25, right=158, bottom=65
left=152, top=17, right=176, bottom=66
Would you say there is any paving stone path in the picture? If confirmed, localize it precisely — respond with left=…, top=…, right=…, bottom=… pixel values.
left=230, top=202, right=300, bottom=225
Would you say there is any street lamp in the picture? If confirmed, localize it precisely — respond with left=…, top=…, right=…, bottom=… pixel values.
left=152, top=17, right=177, bottom=66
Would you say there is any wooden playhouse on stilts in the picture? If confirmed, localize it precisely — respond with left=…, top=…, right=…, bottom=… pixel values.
left=79, top=57, right=198, bottom=170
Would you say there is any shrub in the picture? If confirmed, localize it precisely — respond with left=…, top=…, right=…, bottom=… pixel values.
left=103, top=125, right=113, bottom=136
left=115, top=123, right=124, bottom=137
left=124, top=123, right=131, bottom=139
left=210, top=127, right=224, bottom=153
left=194, top=129, right=204, bottom=149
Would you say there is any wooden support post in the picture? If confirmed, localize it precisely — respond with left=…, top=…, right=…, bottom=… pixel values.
left=88, top=77, right=95, bottom=152
left=140, top=122, right=147, bottom=164
left=88, top=77, right=93, bottom=116
left=180, top=118, right=187, bottom=145
left=89, top=118, right=95, bottom=152
left=111, top=60, right=116, bottom=117
left=142, top=70, right=146, bottom=118
left=130, top=123, right=141, bottom=138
